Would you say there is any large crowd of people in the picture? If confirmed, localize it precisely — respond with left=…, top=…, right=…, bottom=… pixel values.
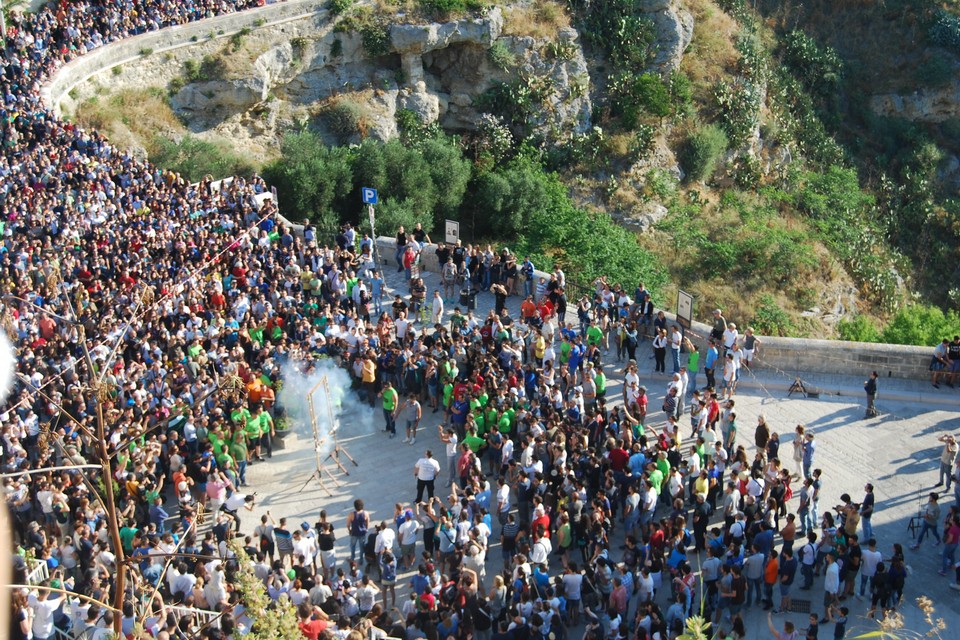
left=0, top=2, right=954, bottom=640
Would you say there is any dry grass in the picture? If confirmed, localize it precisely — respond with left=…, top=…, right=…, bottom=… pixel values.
left=681, top=0, right=741, bottom=102
left=73, top=88, right=186, bottom=153
left=502, top=1, right=571, bottom=39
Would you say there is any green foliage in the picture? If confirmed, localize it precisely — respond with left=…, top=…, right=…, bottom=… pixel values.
left=229, top=28, right=251, bottom=52
left=570, top=0, right=656, bottom=69
left=475, top=77, right=552, bottom=135
left=475, top=113, right=515, bottom=164
left=183, top=54, right=227, bottom=82
left=262, top=133, right=354, bottom=235
left=658, top=191, right=817, bottom=293
left=768, top=69, right=845, bottom=168
left=168, top=76, right=185, bottom=96
left=329, top=0, right=354, bottom=16
left=751, top=294, right=795, bottom=337
left=360, top=21, right=390, bottom=57
left=837, top=315, right=882, bottom=343
left=329, top=38, right=343, bottom=58
left=795, top=166, right=902, bottom=308
left=418, top=0, right=483, bottom=19
left=543, top=39, right=578, bottom=61
left=321, top=99, right=368, bottom=142
left=139, top=47, right=153, bottom=56
left=633, top=123, right=656, bottom=158
left=781, top=30, right=842, bottom=100
left=667, top=70, right=693, bottom=117
left=150, top=135, right=256, bottom=184
left=929, top=8, right=960, bottom=54
left=714, top=77, right=763, bottom=147
left=229, top=542, right=302, bottom=639
left=681, top=125, right=728, bottom=183
left=499, top=158, right=666, bottom=289
left=488, top=41, right=517, bottom=71
left=609, top=72, right=671, bottom=128
left=879, top=304, right=960, bottom=346
left=715, top=0, right=750, bottom=23
left=253, top=17, right=267, bottom=27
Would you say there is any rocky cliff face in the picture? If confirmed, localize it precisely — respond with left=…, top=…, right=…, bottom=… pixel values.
left=642, top=0, right=695, bottom=73
left=162, top=6, right=592, bottom=149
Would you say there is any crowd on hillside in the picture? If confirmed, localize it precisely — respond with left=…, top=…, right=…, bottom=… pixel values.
left=0, top=2, right=956, bottom=640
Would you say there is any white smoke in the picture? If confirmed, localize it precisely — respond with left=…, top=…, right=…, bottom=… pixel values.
left=277, top=356, right=374, bottom=459
left=0, top=331, right=15, bottom=403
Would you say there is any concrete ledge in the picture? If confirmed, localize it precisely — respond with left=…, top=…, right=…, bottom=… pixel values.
left=41, top=0, right=326, bottom=116
left=374, top=236, right=941, bottom=385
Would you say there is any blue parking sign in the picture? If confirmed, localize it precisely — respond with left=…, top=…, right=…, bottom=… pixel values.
left=361, top=187, right=378, bottom=205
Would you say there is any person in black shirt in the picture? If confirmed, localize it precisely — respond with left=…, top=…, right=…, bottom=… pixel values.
left=395, top=227, right=407, bottom=271
left=436, top=243, right=451, bottom=267
left=864, top=371, right=879, bottom=418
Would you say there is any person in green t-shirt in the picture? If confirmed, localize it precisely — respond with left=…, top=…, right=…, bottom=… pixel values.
left=119, top=520, right=138, bottom=555
left=586, top=324, right=603, bottom=348
left=230, top=429, right=249, bottom=486
left=593, top=366, right=607, bottom=402
left=686, top=343, right=700, bottom=394
left=379, top=381, right=399, bottom=437
left=257, top=407, right=274, bottom=459
left=560, top=336, right=572, bottom=365
left=463, top=427, right=486, bottom=453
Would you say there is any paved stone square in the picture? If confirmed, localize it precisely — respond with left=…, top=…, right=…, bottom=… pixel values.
left=239, top=264, right=960, bottom=638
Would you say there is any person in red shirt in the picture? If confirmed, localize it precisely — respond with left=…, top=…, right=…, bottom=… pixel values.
left=296, top=603, right=329, bottom=640
left=608, top=440, right=630, bottom=472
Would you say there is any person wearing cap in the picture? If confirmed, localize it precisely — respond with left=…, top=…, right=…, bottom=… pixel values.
left=398, top=510, right=422, bottom=570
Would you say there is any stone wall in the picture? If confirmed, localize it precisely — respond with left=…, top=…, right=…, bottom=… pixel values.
left=42, top=0, right=324, bottom=115
left=373, top=237, right=934, bottom=381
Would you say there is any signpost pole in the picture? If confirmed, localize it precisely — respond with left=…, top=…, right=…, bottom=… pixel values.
left=361, top=187, right=380, bottom=272
left=368, top=204, right=381, bottom=272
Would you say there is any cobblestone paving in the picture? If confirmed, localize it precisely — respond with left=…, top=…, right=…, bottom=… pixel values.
left=241, top=264, right=960, bottom=638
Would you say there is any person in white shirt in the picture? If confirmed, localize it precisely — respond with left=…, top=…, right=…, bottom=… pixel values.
left=497, top=477, right=511, bottom=526
left=530, top=529, right=553, bottom=565
left=439, top=427, right=459, bottom=487
left=414, top=450, right=441, bottom=502
left=398, top=511, right=422, bottom=569
left=859, top=539, right=883, bottom=598
left=375, top=521, right=396, bottom=558
left=28, top=587, right=61, bottom=640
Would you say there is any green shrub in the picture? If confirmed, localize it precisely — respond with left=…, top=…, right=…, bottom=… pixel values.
left=263, top=134, right=354, bottom=235
left=837, top=315, right=881, bottom=343
left=609, top=72, right=671, bottom=128
left=168, top=76, right=186, bottom=96
left=149, top=135, right=255, bottom=183
left=880, top=304, right=960, bottom=346
left=929, top=8, right=960, bottom=54
left=360, top=22, right=390, bottom=57
left=569, top=0, right=656, bottom=69
left=253, top=18, right=267, bottom=27
left=751, top=295, right=795, bottom=337
left=418, top=0, right=479, bottom=19
left=322, top=99, right=368, bottom=142
left=681, top=125, right=728, bottom=182
left=329, top=38, right=343, bottom=58
left=329, top=0, right=354, bottom=15
left=714, top=77, right=762, bottom=146
left=488, top=41, right=517, bottom=71
left=139, top=47, right=154, bottom=56
left=781, top=30, right=842, bottom=100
